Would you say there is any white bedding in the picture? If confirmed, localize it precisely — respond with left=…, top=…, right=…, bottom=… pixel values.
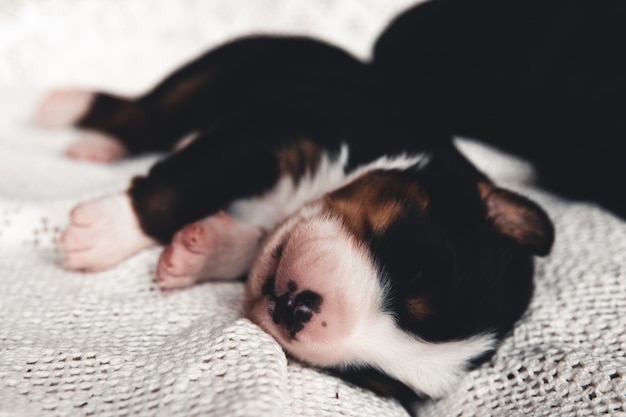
left=1, top=1, right=625, bottom=416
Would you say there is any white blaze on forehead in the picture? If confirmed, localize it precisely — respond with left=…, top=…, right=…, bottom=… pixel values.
left=228, top=144, right=429, bottom=230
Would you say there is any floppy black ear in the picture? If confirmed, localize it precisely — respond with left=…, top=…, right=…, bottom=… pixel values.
left=478, top=182, right=555, bottom=256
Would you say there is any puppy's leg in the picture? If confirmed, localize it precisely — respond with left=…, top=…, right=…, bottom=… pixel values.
left=61, top=128, right=283, bottom=271
left=37, top=90, right=147, bottom=163
left=38, top=87, right=201, bottom=162
left=36, top=70, right=214, bottom=162
left=38, top=39, right=280, bottom=162
left=156, top=212, right=263, bottom=290
left=38, top=90, right=129, bottom=163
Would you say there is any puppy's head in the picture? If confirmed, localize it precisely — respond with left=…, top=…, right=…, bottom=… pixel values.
left=245, top=163, right=553, bottom=399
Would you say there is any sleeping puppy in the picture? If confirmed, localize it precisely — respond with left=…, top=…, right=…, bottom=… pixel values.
left=373, top=0, right=626, bottom=219
left=37, top=37, right=554, bottom=409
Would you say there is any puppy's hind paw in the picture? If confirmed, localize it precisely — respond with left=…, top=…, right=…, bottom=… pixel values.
left=156, top=212, right=262, bottom=291
left=36, top=88, right=94, bottom=129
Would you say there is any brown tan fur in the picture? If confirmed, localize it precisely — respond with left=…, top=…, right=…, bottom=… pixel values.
left=324, top=171, right=428, bottom=240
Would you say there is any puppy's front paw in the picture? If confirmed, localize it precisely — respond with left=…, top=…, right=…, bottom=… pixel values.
left=36, top=89, right=94, bottom=129
left=156, top=212, right=262, bottom=290
left=61, top=194, right=156, bottom=271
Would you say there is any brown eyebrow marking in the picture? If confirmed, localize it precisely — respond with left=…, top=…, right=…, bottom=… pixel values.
left=276, top=139, right=323, bottom=184
left=324, top=170, right=428, bottom=240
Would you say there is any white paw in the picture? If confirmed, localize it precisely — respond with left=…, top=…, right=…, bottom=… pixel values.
left=36, top=89, right=94, bottom=129
left=61, top=194, right=156, bottom=271
left=156, top=212, right=262, bottom=291
left=66, top=131, right=127, bottom=163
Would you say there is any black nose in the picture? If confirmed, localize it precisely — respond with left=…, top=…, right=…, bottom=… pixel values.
left=268, top=287, right=323, bottom=338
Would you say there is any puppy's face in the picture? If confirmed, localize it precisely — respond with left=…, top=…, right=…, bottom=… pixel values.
left=245, top=168, right=553, bottom=398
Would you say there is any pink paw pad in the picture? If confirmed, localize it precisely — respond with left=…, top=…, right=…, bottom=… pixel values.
left=156, top=213, right=262, bottom=291
left=37, top=89, right=94, bottom=129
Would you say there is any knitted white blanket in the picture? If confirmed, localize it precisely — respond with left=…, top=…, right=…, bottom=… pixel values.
left=1, top=1, right=625, bottom=416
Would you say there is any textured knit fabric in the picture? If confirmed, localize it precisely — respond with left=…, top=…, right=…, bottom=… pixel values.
left=1, top=1, right=625, bottom=416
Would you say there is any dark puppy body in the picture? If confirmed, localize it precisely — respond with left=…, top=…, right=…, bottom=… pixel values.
left=43, top=36, right=553, bottom=410
left=81, top=37, right=443, bottom=243
left=374, top=0, right=626, bottom=217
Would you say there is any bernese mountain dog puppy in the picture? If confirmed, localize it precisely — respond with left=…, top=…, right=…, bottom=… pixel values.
left=37, top=36, right=554, bottom=409
left=373, top=0, right=626, bottom=219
